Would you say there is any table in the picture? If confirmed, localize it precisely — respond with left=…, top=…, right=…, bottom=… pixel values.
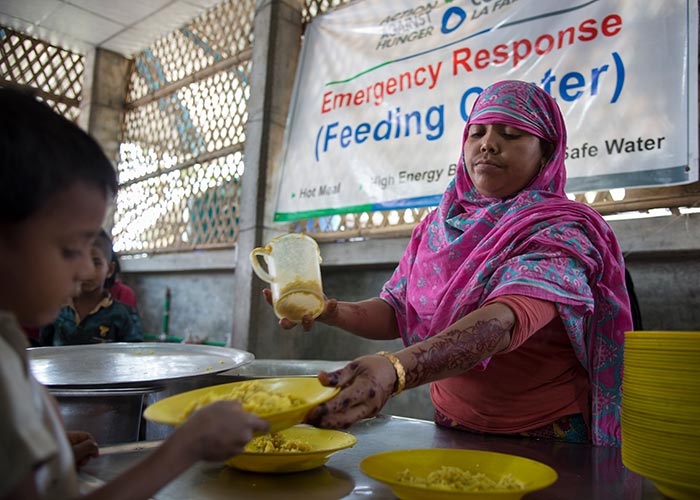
left=79, top=415, right=665, bottom=499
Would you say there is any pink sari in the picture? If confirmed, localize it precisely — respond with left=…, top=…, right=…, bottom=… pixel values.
left=380, top=80, right=632, bottom=446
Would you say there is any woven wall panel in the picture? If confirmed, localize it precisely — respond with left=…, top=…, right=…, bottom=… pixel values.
left=289, top=207, right=433, bottom=240
left=115, top=0, right=254, bottom=254
left=126, top=0, right=254, bottom=103
left=113, top=152, right=243, bottom=253
left=302, top=0, right=354, bottom=24
left=0, top=26, right=84, bottom=121
left=119, top=65, right=250, bottom=184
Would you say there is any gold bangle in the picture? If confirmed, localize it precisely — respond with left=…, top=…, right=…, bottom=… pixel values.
left=376, top=351, right=406, bottom=396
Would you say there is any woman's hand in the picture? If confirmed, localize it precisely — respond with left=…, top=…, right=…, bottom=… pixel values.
left=176, top=400, right=269, bottom=462
left=305, top=354, right=397, bottom=428
left=67, top=430, right=99, bottom=468
left=262, top=288, right=338, bottom=331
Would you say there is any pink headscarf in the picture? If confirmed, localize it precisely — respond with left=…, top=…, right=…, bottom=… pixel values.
left=380, top=80, right=632, bottom=446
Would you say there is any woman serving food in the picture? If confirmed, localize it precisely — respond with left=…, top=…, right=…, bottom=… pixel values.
left=266, top=80, right=633, bottom=446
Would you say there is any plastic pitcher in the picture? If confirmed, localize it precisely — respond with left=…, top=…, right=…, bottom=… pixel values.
left=250, top=233, right=324, bottom=322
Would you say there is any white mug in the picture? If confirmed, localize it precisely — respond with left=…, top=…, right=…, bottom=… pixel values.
left=250, top=233, right=324, bottom=322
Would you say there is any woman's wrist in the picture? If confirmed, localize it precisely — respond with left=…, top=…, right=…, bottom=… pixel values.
left=375, top=351, right=406, bottom=395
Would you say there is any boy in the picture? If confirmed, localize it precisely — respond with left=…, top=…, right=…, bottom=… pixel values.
left=0, top=88, right=268, bottom=499
left=40, top=229, right=143, bottom=345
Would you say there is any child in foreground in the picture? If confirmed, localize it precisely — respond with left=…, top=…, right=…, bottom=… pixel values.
left=0, top=88, right=269, bottom=500
left=40, top=229, right=143, bottom=345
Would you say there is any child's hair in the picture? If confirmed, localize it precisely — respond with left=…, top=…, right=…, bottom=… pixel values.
left=112, top=251, right=123, bottom=282
left=0, top=87, right=118, bottom=224
left=94, top=229, right=117, bottom=288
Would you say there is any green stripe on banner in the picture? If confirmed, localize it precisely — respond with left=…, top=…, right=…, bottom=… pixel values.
left=274, top=203, right=375, bottom=222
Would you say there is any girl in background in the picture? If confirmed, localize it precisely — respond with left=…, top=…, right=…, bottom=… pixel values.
left=40, top=229, right=142, bottom=345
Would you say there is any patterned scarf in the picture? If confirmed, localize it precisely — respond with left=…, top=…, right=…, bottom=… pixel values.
left=380, top=80, right=632, bottom=446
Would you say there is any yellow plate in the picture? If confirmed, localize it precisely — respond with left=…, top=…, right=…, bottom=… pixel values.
left=360, top=449, right=557, bottom=500
left=225, top=425, right=357, bottom=473
left=624, top=348, right=700, bottom=360
left=622, top=397, right=700, bottom=422
left=652, top=477, right=700, bottom=500
left=622, top=369, right=698, bottom=388
left=622, top=413, right=700, bottom=440
left=622, top=446, right=700, bottom=478
left=624, top=358, right=700, bottom=372
left=622, top=448, right=700, bottom=490
left=626, top=331, right=700, bottom=341
left=621, top=378, right=698, bottom=397
left=143, top=377, right=339, bottom=432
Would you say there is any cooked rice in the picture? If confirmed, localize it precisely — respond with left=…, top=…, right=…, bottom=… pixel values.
left=245, top=432, right=313, bottom=453
left=180, top=380, right=306, bottom=420
left=397, top=466, right=525, bottom=492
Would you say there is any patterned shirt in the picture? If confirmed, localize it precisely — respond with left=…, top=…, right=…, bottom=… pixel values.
left=40, top=294, right=142, bottom=346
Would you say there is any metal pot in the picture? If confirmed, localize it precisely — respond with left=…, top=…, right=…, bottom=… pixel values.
left=51, top=386, right=161, bottom=445
left=29, top=343, right=254, bottom=445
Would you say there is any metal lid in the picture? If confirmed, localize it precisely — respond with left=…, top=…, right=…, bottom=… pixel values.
left=28, top=342, right=254, bottom=387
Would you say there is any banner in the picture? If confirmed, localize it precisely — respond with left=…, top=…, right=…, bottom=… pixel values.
left=274, top=0, right=698, bottom=221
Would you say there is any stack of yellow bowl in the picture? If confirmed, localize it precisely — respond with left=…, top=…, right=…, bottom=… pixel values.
left=622, top=331, right=700, bottom=500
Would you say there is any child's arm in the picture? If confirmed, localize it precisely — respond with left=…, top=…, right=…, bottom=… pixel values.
left=79, top=400, right=268, bottom=500
left=2, top=401, right=268, bottom=500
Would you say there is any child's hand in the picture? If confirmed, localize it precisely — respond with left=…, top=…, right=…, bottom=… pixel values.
left=67, top=430, right=99, bottom=468
left=177, top=400, right=269, bottom=462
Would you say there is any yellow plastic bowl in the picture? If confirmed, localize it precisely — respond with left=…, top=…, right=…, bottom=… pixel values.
left=625, top=330, right=700, bottom=339
left=624, top=347, right=700, bottom=360
left=625, top=331, right=700, bottom=351
left=622, top=375, right=698, bottom=396
left=624, top=361, right=700, bottom=375
left=651, top=478, right=700, bottom=500
left=622, top=437, right=700, bottom=469
left=622, top=369, right=699, bottom=388
left=143, top=377, right=339, bottom=432
left=622, top=446, right=700, bottom=488
left=624, top=355, right=700, bottom=369
left=225, top=425, right=357, bottom=473
left=623, top=395, right=700, bottom=421
left=624, top=428, right=700, bottom=448
left=622, top=443, right=700, bottom=477
left=360, top=449, right=557, bottom=500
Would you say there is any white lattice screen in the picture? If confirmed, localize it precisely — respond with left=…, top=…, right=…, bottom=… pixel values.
left=0, top=26, right=84, bottom=121
left=113, top=0, right=254, bottom=254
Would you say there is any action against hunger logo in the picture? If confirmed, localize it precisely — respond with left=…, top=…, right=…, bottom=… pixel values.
left=375, top=2, right=438, bottom=51
left=375, top=0, right=520, bottom=51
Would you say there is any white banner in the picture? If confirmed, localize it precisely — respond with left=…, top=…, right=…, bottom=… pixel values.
left=274, top=0, right=698, bottom=221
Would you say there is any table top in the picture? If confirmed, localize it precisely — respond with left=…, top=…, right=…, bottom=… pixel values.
left=80, top=414, right=665, bottom=499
